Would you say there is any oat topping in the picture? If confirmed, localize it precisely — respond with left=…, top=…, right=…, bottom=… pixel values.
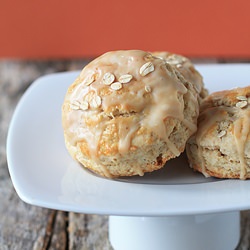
left=119, top=74, right=133, bottom=83
left=139, top=62, right=155, bottom=76
left=153, top=55, right=163, bottom=60
left=90, top=95, right=102, bottom=108
left=167, top=55, right=187, bottom=65
left=70, top=100, right=81, bottom=110
left=103, top=72, right=115, bottom=85
left=70, top=100, right=90, bottom=111
left=218, top=130, right=226, bottom=138
left=83, top=74, right=95, bottom=86
left=167, top=59, right=180, bottom=65
left=80, top=101, right=89, bottom=111
left=236, top=96, right=247, bottom=101
left=110, top=82, right=122, bottom=90
left=144, top=54, right=153, bottom=61
left=145, top=85, right=151, bottom=93
left=236, top=101, right=248, bottom=108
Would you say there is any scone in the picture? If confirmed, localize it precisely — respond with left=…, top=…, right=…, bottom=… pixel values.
left=152, top=51, right=208, bottom=104
left=62, top=50, right=200, bottom=178
left=186, top=86, right=250, bottom=180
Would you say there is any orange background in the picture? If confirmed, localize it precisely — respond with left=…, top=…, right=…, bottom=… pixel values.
left=1, top=0, right=250, bottom=59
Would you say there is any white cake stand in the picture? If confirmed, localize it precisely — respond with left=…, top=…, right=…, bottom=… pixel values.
left=6, top=66, right=250, bottom=250
left=109, top=212, right=240, bottom=250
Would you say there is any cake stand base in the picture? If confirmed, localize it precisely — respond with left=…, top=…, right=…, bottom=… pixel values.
left=109, top=211, right=240, bottom=250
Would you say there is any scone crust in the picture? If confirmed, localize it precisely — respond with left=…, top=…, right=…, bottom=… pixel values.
left=62, top=50, right=200, bottom=178
left=186, top=86, right=250, bottom=179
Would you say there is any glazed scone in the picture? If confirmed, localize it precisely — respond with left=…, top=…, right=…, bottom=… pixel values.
left=152, top=51, right=208, bottom=104
left=186, top=86, right=250, bottom=180
left=62, top=50, right=200, bottom=178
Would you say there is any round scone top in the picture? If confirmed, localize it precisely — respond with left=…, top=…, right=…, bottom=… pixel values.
left=152, top=51, right=208, bottom=102
left=62, top=50, right=200, bottom=178
left=186, top=86, right=250, bottom=180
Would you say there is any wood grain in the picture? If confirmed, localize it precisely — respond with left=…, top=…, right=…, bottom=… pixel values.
left=0, top=60, right=248, bottom=249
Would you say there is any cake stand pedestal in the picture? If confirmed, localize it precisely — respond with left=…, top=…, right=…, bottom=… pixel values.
left=109, top=211, right=240, bottom=250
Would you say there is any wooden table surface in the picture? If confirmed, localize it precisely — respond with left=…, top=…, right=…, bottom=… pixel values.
left=0, top=59, right=250, bottom=250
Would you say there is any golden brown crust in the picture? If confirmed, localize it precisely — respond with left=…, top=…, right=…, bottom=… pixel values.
left=62, top=50, right=200, bottom=178
left=200, top=86, right=250, bottom=111
left=186, top=86, right=250, bottom=180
